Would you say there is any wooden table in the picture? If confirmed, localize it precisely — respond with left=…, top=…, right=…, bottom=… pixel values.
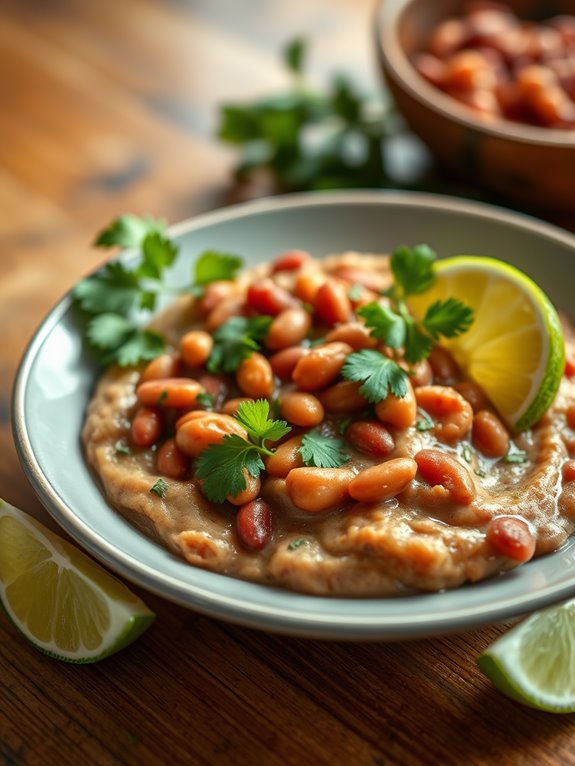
left=1, top=1, right=575, bottom=764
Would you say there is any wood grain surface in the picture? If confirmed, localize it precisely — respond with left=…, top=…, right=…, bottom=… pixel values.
left=1, top=1, right=574, bottom=764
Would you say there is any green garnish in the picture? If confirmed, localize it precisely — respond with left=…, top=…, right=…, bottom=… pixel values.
left=287, top=538, right=308, bottom=551
left=475, top=468, right=488, bottom=478
left=504, top=450, right=528, bottom=464
left=415, top=410, right=435, bottom=432
left=362, top=245, right=474, bottom=365
left=150, top=478, right=169, bottom=498
left=461, top=443, right=473, bottom=464
left=196, top=392, right=216, bottom=409
left=114, top=440, right=131, bottom=456
left=298, top=431, right=350, bottom=468
left=195, top=400, right=291, bottom=503
left=73, top=215, right=245, bottom=366
left=206, top=316, right=272, bottom=373
left=347, top=283, right=363, bottom=302
left=341, top=350, right=409, bottom=403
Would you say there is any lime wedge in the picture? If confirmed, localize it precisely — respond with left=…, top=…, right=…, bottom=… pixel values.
left=0, top=499, right=154, bottom=663
left=408, top=256, right=565, bottom=431
left=477, top=600, right=575, bottom=713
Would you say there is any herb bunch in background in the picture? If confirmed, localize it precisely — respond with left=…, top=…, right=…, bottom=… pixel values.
left=217, top=38, right=400, bottom=191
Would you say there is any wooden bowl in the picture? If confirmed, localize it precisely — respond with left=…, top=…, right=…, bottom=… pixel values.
left=375, top=0, right=575, bottom=213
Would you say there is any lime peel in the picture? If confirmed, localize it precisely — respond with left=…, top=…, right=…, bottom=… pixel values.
left=0, top=499, right=155, bottom=663
left=477, top=600, right=575, bottom=713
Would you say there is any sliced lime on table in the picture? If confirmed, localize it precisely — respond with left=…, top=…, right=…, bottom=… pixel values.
left=478, top=600, right=575, bottom=713
left=0, top=499, right=154, bottom=663
left=408, top=256, right=565, bottom=431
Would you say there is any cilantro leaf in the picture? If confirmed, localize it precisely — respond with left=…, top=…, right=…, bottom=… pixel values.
left=342, top=350, right=409, bottom=402
left=422, top=298, right=474, bottom=340
left=390, top=244, right=437, bottom=298
left=94, top=214, right=166, bottom=249
left=150, top=478, right=169, bottom=498
left=299, top=431, right=350, bottom=468
left=136, top=231, right=179, bottom=280
left=207, top=316, right=272, bottom=373
left=113, top=330, right=165, bottom=366
left=234, top=400, right=291, bottom=447
left=403, top=320, right=433, bottom=365
left=86, top=313, right=134, bottom=349
left=284, top=37, right=306, bottom=75
left=86, top=314, right=165, bottom=366
left=357, top=302, right=406, bottom=349
left=195, top=435, right=265, bottom=503
left=194, top=251, right=243, bottom=287
left=73, top=262, right=141, bottom=315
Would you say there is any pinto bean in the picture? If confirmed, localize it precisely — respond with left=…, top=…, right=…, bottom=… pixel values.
left=325, top=322, right=378, bottom=350
left=375, top=380, right=417, bottom=430
left=414, top=385, right=473, bottom=443
left=415, top=449, right=476, bottom=505
left=319, top=381, right=367, bottom=413
left=279, top=392, right=324, bottom=427
left=292, top=342, right=352, bottom=391
left=180, top=331, right=213, bottom=369
left=472, top=410, right=510, bottom=458
left=196, top=373, right=228, bottom=406
left=247, top=278, right=297, bottom=316
left=563, top=460, right=575, bottom=483
left=198, top=280, right=238, bottom=315
left=313, top=279, right=352, bottom=325
left=227, top=471, right=261, bottom=506
left=271, top=250, right=311, bottom=273
left=346, top=420, right=395, bottom=458
left=294, top=271, right=326, bottom=304
left=136, top=378, right=204, bottom=409
left=176, top=413, right=247, bottom=457
left=265, top=436, right=304, bottom=478
left=428, top=18, right=469, bottom=58
left=236, top=499, right=272, bottom=550
left=221, top=397, right=254, bottom=416
left=406, top=359, right=433, bottom=388
left=205, top=296, right=245, bottom=332
left=131, top=406, right=164, bottom=447
left=174, top=409, right=210, bottom=430
left=566, top=403, right=575, bottom=430
left=486, top=516, right=536, bottom=563
left=140, top=353, right=183, bottom=382
left=286, top=467, right=354, bottom=512
left=265, top=308, right=311, bottom=351
left=236, top=352, right=274, bottom=398
left=454, top=381, right=488, bottom=412
left=428, top=346, right=461, bottom=384
left=269, top=346, right=309, bottom=380
left=349, top=458, right=417, bottom=503
left=332, top=267, right=389, bottom=293
left=155, top=438, right=189, bottom=479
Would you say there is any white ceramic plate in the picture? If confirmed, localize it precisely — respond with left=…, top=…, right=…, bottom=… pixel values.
left=12, top=191, right=575, bottom=640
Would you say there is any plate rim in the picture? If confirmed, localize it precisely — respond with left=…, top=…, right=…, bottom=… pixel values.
left=12, top=189, right=575, bottom=640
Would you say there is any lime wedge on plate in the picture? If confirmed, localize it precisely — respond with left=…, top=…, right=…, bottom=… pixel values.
left=478, top=600, right=575, bottom=713
left=408, top=256, right=565, bottom=431
left=0, top=499, right=154, bottom=663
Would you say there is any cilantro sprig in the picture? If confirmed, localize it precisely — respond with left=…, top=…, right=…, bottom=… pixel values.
left=298, top=431, right=350, bottom=469
left=195, top=400, right=291, bottom=503
left=206, top=316, right=272, bottom=373
left=342, top=350, right=409, bottom=403
left=73, top=215, right=244, bottom=366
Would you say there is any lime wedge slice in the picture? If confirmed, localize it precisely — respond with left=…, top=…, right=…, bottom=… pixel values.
left=477, top=600, right=575, bottom=713
left=408, top=256, right=565, bottom=431
left=0, top=499, right=154, bottom=663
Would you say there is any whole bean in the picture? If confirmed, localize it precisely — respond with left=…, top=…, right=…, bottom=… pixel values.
left=280, top=392, right=324, bottom=427
left=175, top=409, right=210, bottom=430
left=292, top=342, right=353, bottom=391
left=180, top=330, right=213, bottom=369
left=348, top=458, right=417, bottom=503
left=346, top=420, right=395, bottom=458
left=271, top=250, right=311, bottom=273
left=140, top=353, right=183, bottom=382
left=286, top=467, right=354, bottom=513
left=131, top=406, right=164, bottom=447
left=236, top=352, right=275, bottom=399
left=319, top=380, right=366, bottom=413
left=265, top=307, right=312, bottom=351
left=227, top=471, right=261, bottom=506
left=375, top=379, right=417, bottom=430
left=313, top=279, right=352, bottom=326
left=155, top=438, right=189, bottom=479
left=198, top=280, right=238, bottom=315
left=197, top=372, right=229, bottom=407
left=269, top=346, right=309, bottom=380
left=205, top=296, right=245, bottom=332
left=415, top=449, right=476, bottom=506
left=236, top=499, right=272, bottom=550
left=325, top=322, right=378, bottom=350
left=247, top=278, right=297, bottom=316
left=221, top=397, right=254, bottom=416
left=266, top=436, right=304, bottom=478
left=563, top=460, right=575, bottom=483
left=176, top=413, right=247, bottom=457
left=428, top=346, right=461, bottom=384
left=414, top=386, right=473, bottom=443
left=406, top=359, right=433, bottom=388
left=454, top=381, right=488, bottom=412
left=429, top=18, right=469, bottom=58
left=333, top=267, right=389, bottom=293
left=136, top=377, right=204, bottom=409
left=294, top=271, right=326, bottom=304
left=486, top=516, right=535, bottom=563
left=472, top=410, right=510, bottom=458
left=567, top=403, right=575, bottom=430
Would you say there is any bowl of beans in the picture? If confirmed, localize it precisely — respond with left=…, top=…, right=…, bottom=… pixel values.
left=375, top=0, right=575, bottom=214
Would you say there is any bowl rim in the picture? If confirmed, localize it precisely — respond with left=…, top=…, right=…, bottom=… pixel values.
left=375, top=0, right=575, bottom=147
